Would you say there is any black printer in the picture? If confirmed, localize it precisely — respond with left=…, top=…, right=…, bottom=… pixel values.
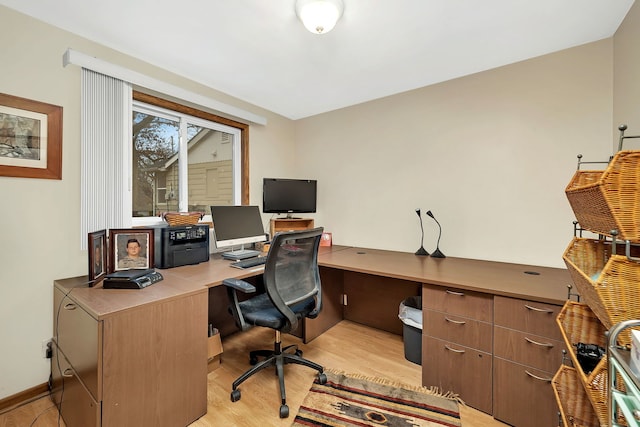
left=153, top=224, right=209, bottom=269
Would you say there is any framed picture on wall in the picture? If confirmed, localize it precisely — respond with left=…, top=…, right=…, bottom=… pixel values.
left=0, top=93, right=62, bottom=179
left=108, top=228, right=154, bottom=273
left=88, top=229, right=107, bottom=285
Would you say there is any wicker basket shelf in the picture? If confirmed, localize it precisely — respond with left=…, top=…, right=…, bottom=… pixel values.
left=565, top=150, right=640, bottom=242
left=552, top=365, right=600, bottom=427
left=557, top=301, right=611, bottom=426
left=563, top=238, right=640, bottom=347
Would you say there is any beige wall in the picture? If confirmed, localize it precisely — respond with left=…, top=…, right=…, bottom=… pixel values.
left=295, top=39, right=614, bottom=267
left=615, top=0, right=640, bottom=150
left=1, top=1, right=638, bottom=403
left=0, top=5, right=294, bottom=400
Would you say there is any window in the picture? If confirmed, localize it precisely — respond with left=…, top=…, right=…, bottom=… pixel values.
left=131, top=92, right=250, bottom=224
left=77, top=63, right=261, bottom=250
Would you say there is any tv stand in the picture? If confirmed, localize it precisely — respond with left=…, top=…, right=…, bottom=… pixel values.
left=270, top=217, right=314, bottom=239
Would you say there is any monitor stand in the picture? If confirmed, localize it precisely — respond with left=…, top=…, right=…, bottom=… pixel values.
left=221, top=248, right=261, bottom=260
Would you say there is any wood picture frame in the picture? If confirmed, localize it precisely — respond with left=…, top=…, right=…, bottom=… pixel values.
left=0, top=93, right=62, bottom=179
left=108, top=228, right=154, bottom=273
left=88, top=229, right=107, bottom=285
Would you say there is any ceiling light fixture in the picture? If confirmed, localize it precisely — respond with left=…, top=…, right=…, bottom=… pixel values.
left=295, top=0, right=344, bottom=35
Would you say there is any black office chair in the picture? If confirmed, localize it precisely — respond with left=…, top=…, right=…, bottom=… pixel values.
left=222, top=227, right=327, bottom=418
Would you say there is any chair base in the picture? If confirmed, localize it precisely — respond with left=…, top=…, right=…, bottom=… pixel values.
left=230, top=331, right=326, bottom=418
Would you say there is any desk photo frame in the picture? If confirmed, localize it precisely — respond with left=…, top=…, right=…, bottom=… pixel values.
left=108, top=228, right=154, bottom=273
left=88, top=229, right=107, bottom=285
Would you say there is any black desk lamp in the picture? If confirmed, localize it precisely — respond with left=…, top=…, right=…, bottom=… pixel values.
left=426, top=210, right=445, bottom=258
left=414, top=209, right=429, bottom=256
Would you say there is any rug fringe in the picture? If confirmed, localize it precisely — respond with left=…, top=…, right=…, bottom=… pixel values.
left=323, top=368, right=466, bottom=405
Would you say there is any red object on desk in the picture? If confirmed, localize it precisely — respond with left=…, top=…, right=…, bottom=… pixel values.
left=320, top=232, right=332, bottom=247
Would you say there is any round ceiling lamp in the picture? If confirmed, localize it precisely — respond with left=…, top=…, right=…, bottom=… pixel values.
left=295, top=0, right=344, bottom=35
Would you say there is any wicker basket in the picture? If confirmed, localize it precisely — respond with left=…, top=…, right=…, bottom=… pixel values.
left=552, top=365, right=600, bottom=427
left=563, top=238, right=640, bottom=347
left=565, top=150, right=640, bottom=241
left=162, top=211, right=204, bottom=226
left=556, top=301, right=610, bottom=426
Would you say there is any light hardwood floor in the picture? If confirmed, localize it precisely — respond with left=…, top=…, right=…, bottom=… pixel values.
left=1, top=321, right=508, bottom=427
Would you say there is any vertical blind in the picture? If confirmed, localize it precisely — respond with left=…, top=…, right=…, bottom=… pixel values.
left=80, top=68, right=132, bottom=249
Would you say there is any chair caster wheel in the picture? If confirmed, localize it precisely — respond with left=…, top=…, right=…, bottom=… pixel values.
left=318, top=373, right=327, bottom=384
left=279, top=404, right=289, bottom=418
left=230, top=389, right=241, bottom=402
left=249, top=356, right=258, bottom=365
left=295, top=349, right=303, bottom=357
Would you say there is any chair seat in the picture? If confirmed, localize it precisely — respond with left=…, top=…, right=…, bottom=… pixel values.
left=239, top=293, right=315, bottom=330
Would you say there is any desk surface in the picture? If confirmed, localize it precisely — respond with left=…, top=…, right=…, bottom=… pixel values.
left=55, top=245, right=570, bottom=319
left=54, top=245, right=348, bottom=319
left=319, top=247, right=571, bottom=305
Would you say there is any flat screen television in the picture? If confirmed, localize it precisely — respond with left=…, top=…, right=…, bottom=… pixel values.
left=262, top=178, right=317, bottom=218
left=210, top=205, right=267, bottom=259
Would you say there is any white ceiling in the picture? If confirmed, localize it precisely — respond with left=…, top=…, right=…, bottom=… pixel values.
left=1, top=0, right=635, bottom=120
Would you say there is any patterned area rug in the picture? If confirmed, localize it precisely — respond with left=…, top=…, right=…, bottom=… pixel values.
left=292, top=369, right=462, bottom=427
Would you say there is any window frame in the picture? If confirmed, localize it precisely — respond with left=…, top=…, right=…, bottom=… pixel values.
left=131, top=91, right=250, bottom=225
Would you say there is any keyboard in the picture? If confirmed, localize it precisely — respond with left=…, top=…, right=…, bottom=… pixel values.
left=230, top=256, right=267, bottom=269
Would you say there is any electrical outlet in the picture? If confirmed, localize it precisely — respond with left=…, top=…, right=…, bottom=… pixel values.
left=42, top=339, right=52, bottom=359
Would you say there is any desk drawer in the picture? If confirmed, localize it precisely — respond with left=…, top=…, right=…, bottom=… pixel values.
left=424, top=310, right=492, bottom=353
left=422, top=336, right=492, bottom=414
left=494, top=296, right=562, bottom=340
left=423, top=285, right=492, bottom=322
left=54, top=287, right=101, bottom=401
left=494, top=326, right=565, bottom=372
left=51, top=343, right=101, bottom=427
left=493, top=357, right=557, bottom=427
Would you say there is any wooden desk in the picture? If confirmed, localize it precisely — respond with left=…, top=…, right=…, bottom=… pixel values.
left=53, top=246, right=570, bottom=427
left=50, top=245, right=347, bottom=427
left=310, top=246, right=569, bottom=339
left=314, top=247, right=571, bottom=426
left=318, top=246, right=570, bottom=304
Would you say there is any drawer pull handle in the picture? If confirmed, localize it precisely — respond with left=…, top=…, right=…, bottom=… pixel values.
left=445, top=290, right=464, bottom=296
left=63, top=303, right=77, bottom=310
left=524, top=304, right=553, bottom=314
left=525, top=337, right=554, bottom=348
left=445, top=317, right=466, bottom=325
left=525, top=370, right=552, bottom=382
left=444, top=345, right=465, bottom=354
left=62, top=368, right=74, bottom=378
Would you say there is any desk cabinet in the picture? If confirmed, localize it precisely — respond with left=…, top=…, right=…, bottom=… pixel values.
left=492, top=296, right=565, bottom=427
left=52, top=281, right=208, bottom=427
left=422, top=285, right=493, bottom=413
left=422, top=287, right=564, bottom=421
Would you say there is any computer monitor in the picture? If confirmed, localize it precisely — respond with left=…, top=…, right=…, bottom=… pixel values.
left=210, top=205, right=267, bottom=260
left=262, top=178, right=317, bottom=218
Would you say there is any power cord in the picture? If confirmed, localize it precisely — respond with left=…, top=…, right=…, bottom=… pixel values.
left=28, top=396, right=58, bottom=427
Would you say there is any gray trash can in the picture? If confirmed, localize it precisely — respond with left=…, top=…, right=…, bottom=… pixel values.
left=399, top=296, right=422, bottom=365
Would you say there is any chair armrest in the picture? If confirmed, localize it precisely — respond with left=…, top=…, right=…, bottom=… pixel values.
left=222, top=278, right=256, bottom=331
left=223, top=278, right=256, bottom=293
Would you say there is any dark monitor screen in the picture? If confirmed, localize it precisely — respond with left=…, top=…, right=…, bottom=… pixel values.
left=262, top=178, right=317, bottom=215
left=210, top=205, right=266, bottom=249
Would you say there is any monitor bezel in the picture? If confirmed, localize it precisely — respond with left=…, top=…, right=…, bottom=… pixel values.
left=210, top=205, right=267, bottom=250
left=262, top=178, right=317, bottom=215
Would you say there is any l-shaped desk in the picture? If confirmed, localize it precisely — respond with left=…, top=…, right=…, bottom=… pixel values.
left=52, top=245, right=571, bottom=427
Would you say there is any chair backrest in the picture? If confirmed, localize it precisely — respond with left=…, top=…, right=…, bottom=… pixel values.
left=263, top=227, right=324, bottom=332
